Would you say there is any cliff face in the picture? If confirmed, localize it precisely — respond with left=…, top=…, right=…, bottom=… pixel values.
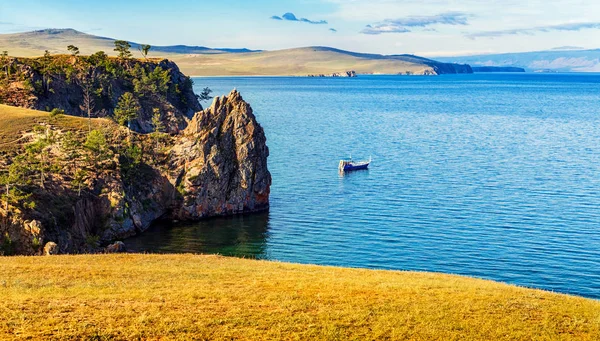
left=0, top=56, right=201, bottom=133
left=173, top=90, right=271, bottom=219
left=0, top=90, right=271, bottom=255
left=425, top=62, right=473, bottom=75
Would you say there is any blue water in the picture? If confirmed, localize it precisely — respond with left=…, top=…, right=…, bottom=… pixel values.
left=127, top=73, right=600, bottom=299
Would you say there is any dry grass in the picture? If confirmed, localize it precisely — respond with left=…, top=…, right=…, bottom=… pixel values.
left=1, top=254, right=599, bottom=340
left=0, top=104, right=112, bottom=152
left=168, top=48, right=432, bottom=76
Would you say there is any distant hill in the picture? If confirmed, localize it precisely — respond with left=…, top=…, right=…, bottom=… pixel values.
left=0, top=29, right=472, bottom=76
left=0, top=28, right=259, bottom=57
left=471, top=66, right=525, bottom=73
left=437, top=49, right=600, bottom=72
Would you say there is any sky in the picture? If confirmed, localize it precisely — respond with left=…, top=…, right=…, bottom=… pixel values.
left=1, top=0, right=600, bottom=56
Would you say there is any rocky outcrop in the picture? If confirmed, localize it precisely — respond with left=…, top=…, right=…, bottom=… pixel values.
left=0, top=213, right=44, bottom=255
left=0, top=89, right=271, bottom=255
left=98, top=90, right=270, bottom=244
left=171, top=90, right=271, bottom=219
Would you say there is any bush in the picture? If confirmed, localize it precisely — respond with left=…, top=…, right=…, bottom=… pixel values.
left=49, top=108, right=65, bottom=119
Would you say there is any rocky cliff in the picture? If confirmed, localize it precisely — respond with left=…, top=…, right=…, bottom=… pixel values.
left=0, top=55, right=201, bottom=133
left=0, top=90, right=271, bottom=255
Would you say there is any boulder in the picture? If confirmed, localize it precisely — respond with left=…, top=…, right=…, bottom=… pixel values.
left=43, top=242, right=58, bottom=256
left=105, top=241, right=126, bottom=253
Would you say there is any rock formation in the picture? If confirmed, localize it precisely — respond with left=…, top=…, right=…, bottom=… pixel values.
left=173, top=90, right=271, bottom=219
left=0, top=90, right=271, bottom=255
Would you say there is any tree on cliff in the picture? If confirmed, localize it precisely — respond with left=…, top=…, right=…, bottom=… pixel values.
left=114, top=92, right=140, bottom=138
left=0, top=159, right=30, bottom=213
left=114, top=40, right=132, bottom=59
left=0, top=51, right=9, bottom=77
left=24, top=128, right=57, bottom=189
left=84, top=130, right=110, bottom=171
left=150, top=108, right=166, bottom=152
left=40, top=50, right=54, bottom=94
left=71, top=169, right=88, bottom=197
left=74, top=59, right=102, bottom=132
left=0, top=51, right=9, bottom=103
left=67, top=45, right=80, bottom=56
left=199, top=87, right=213, bottom=103
left=60, top=132, right=83, bottom=174
left=139, top=44, right=151, bottom=60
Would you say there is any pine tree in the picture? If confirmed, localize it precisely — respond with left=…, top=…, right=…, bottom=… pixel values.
left=0, top=158, right=30, bottom=213
left=114, top=40, right=132, bottom=59
left=84, top=130, right=109, bottom=171
left=114, top=92, right=140, bottom=139
left=150, top=108, right=166, bottom=153
left=139, top=44, right=151, bottom=60
left=67, top=45, right=80, bottom=56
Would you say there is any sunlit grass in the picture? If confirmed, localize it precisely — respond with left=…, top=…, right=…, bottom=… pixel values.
left=0, top=104, right=111, bottom=152
left=1, top=254, right=599, bottom=340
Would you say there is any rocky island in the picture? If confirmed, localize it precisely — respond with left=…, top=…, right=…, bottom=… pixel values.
left=0, top=53, right=271, bottom=255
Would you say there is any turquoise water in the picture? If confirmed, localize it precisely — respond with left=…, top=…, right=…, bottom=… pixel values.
left=127, top=74, right=600, bottom=299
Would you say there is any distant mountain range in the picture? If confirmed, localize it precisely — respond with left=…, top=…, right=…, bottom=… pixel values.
left=5, top=28, right=596, bottom=75
left=437, top=49, right=600, bottom=72
left=0, top=28, right=260, bottom=56
left=0, top=29, right=471, bottom=76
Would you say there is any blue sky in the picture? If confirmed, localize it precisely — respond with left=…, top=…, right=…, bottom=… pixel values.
left=1, top=0, right=600, bottom=56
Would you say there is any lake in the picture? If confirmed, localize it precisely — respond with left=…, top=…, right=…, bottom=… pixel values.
left=126, top=73, right=600, bottom=299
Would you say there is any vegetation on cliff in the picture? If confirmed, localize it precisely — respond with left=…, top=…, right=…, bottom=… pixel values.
left=0, top=88, right=270, bottom=256
left=0, top=45, right=271, bottom=256
left=1, top=254, right=599, bottom=340
left=0, top=48, right=202, bottom=133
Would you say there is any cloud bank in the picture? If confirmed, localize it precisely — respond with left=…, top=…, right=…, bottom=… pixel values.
left=271, top=12, right=327, bottom=25
left=467, top=22, right=600, bottom=39
left=361, top=12, right=470, bottom=35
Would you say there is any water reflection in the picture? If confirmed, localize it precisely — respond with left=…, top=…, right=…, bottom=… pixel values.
left=125, top=213, right=270, bottom=258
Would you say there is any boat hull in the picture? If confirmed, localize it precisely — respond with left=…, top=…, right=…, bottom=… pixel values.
left=343, top=163, right=369, bottom=172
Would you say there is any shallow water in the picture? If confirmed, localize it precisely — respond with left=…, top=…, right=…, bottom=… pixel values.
left=127, top=73, right=600, bottom=299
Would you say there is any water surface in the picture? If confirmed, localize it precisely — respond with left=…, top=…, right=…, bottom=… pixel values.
left=128, top=74, right=600, bottom=299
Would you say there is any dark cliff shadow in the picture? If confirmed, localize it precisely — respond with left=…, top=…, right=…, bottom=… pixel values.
left=124, top=212, right=271, bottom=258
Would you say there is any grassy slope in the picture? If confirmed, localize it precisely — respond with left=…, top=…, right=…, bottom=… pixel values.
left=1, top=254, right=599, bottom=340
left=0, top=104, right=111, bottom=152
left=0, top=30, right=436, bottom=76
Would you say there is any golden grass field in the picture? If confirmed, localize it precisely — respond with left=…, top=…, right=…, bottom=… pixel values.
left=1, top=254, right=599, bottom=340
left=0, top=104, right=111, bottom=152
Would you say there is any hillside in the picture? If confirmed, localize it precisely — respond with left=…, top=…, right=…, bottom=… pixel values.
left=170, top=46, right=472, bottom=76
left=1, top=254, right=599, bottom=340
left=437, top=48, right=600, bottom=72
left=0, top=29, right=472, bottom=76
left=0, top=28, right=258, bottom=57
